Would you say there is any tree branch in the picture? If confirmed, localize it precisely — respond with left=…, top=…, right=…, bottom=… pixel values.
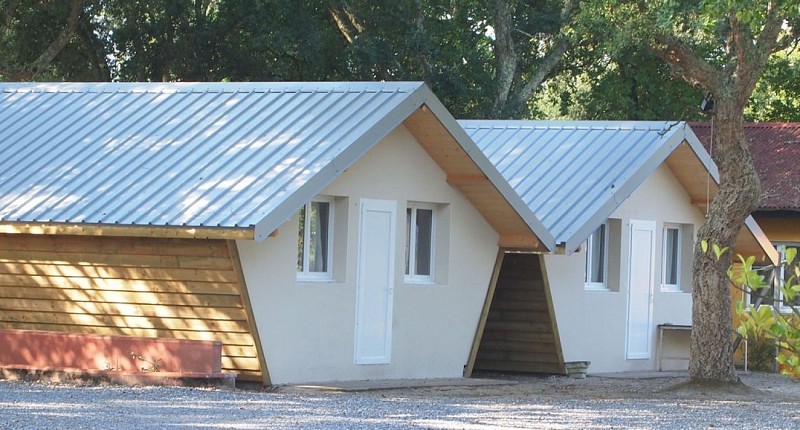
left=490, top=0, right=517, bottom=117
left=734, top=1, right=785, bottom=104
left=508, top=0, right=576, bottom=111
left=650, top=32, right=725, bottom=93
left=30, top=0, right=82, bottom=72
left=329, top=5, right=364, bottom=44
left=412, top=0, right=433, bottom=87
left=510, top=36, right=569, bottom=110
left=1, top=0, right=22, bottom=36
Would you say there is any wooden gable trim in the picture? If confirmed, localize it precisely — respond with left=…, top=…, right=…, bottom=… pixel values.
left=403, top=108, right=543, bottom=252
left=464, top=249, right=505, bottom=377
left=227, top=240, right=271, bottom=386
left=0, top=222, right=255, bottom=240
left=538, top=253, right=565, bottom=373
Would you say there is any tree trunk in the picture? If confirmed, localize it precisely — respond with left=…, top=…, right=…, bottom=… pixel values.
left=689, top=97, right=762, bottom=382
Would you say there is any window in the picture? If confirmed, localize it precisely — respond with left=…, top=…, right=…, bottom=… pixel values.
left=748, top=272, right=776, bottom=307
left=661, top=225, right=682, bottom=292
left=405, top=203, right=435, bottom=283
left=746, top=245, right=800, bottom=310
left=585, top=223, right=609, bottom=290
left=297, top=197, right=333, bottom=280
left=778, top=244, right=800, bottom=310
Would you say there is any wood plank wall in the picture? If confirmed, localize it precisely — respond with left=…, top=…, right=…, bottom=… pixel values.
left=474, top=253, right=564, bottom=374
left=0, top=234, right=262, bottom=381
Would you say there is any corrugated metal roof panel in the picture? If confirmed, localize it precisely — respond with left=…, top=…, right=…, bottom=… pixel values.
left=459, top=120, right=685, bottom=248
left=0, top=82, right=422, bottom=234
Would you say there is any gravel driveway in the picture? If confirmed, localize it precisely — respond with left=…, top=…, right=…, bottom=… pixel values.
left=1, top=372, right=798, bottom=429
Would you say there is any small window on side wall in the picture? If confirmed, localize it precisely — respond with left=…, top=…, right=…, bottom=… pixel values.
left=661, top=225, right=681, bottom=291
left=661, top=223, right=694, bottom=293
left=405, top=203, right=435, bottom=283
left=585, top=223, right=609, bottom=291
left=297, top=197, right=333, bottom=281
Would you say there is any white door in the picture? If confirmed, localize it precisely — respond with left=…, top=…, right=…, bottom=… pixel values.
left=355, top=199, right=397, bottom=364
left=626, top=220, right=656, bottom=359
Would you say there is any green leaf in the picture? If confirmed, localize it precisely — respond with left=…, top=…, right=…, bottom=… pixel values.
left=712, top=244, right=729, bottom=260
left=701, top=240, right=709, bottom=253
left=786, top=247, right=797, bottom=265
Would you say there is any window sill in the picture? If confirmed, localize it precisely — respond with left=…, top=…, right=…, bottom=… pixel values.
left=404, top=276, right=437, bottom=286
left=296, top=274, right=335, bottom=283
left=585, top=284, right=611, bottom=292
left=660, top=286, right=687, bottom=293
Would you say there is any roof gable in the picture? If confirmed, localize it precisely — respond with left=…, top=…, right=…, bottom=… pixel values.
left=0, top=82, right=552, bottom=249
left=460, top=120, right=687, bottom=251
left=461, top=120, right=777, bottom=263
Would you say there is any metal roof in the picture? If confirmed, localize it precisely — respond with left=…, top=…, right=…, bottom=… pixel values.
left=0, top=82, right=551, bottom=246
left=0, top=82, right=428, bottom=239
left=460, top=120, right=699, bottom=251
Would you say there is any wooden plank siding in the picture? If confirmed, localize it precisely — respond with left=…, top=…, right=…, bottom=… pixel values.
left=0, top=234, right=262, bottom=381
left=473, top=253, right=564, bottom=374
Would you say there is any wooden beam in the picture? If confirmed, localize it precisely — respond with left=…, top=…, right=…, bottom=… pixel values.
left=464, top=249, right=505, bottom=377
left=0, top=223, right=255, bottom=240
left=538, top=254, right=566, bottom=375
left=498, top=234, right=542, bottom=250
left=446, top=175, right=489, bottom=186
left=227, top=240, right=272, bottom=386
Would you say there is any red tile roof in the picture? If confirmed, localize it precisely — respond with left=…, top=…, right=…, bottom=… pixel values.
left=691, top=122, right=800, bottom=211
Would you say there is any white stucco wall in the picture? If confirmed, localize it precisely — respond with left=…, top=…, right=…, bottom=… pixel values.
left=546, top=164, right=704, bottom=373
left=237, top=125, right=500, bottom=384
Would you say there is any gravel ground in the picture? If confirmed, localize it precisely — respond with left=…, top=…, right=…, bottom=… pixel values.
left=0, top=372, right=798, bottom=429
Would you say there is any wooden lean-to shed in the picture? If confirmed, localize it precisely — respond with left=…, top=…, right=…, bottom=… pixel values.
left=0, top=82, right=553, bottom=385
left=461, top=120, right=778, bottom=375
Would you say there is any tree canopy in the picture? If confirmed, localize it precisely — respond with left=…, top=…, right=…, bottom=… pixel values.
left=2, top=1, right=798, bottom=121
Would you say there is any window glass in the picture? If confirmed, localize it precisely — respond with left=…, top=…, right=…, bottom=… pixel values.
left=664, top=227, right=680, bottom=286
left=415, top=208, right=433, bottom=276
left=585, top=223, right=608, bottom=289
left=297, top=199, right=332, bottom=279
left=405, top=204, right=435, bottom=281
left=308, top=201, right=330, bottom=272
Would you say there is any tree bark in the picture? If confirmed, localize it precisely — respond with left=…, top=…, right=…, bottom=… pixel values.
left=489, top=0, right=517, bottom=117
left=688, top=97, right=761, bottom=383
left=650, top=2, right=786, bottom=383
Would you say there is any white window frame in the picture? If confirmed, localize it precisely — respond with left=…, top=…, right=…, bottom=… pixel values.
left=405, top=202, right=436, bottom=284
left=585, top=222, right=609, bottom=291
left=297, top=196, right=334, bottom=281
left=777, top=244, right=800, bottom=313
left=661, top=224, right=682, bottom=292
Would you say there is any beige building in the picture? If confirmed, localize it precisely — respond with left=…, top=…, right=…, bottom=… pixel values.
left=462, top=121, right=777, bottom=374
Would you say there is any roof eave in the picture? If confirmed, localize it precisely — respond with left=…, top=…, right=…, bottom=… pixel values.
left=418, top=95, right=556, bottom=252
left=559, top=122, right=689, bottom=254
left=0, top=221, right=255, bottom=240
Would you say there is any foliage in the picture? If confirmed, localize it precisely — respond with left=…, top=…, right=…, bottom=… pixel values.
left=746, top=336, right=778, bottom=373
left=2, top=0, right=799, bottom=121
left=747, top=48, right=800, bottom=121
left=733, top=247, right=800, bottom=378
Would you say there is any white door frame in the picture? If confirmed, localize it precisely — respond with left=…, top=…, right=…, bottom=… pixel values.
left=625, top=219, right=656, bottom=360
left=354, top=198, right=397, bottom=365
